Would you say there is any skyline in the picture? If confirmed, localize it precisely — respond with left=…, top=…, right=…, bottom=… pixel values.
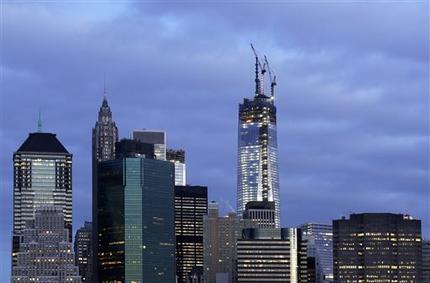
left=1, top=2, right=429, bottom=282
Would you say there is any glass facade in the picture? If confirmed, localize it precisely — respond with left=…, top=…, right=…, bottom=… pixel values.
left=237, top=95, right=280, bottom=227
left=97, top=157, right=175, bottom=283
left=300, top=223, right=333, bottom=283
left=13, top=133, right=72, bottom=267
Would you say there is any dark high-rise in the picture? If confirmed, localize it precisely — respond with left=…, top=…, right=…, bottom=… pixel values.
left=237, top=49, right=280, bottom=227
left=333, top=213, right=422, bottom=283
left=96, top=139, right=176, bottom=282
left=92, top=96, right=118, bottom=282
left=12, top=131, right=72, bottom=266
left=175, top=185, right=208, bottom=282
left=74, top=221, right=93, bottom=282
left=236, top=228, right=309, bottom=283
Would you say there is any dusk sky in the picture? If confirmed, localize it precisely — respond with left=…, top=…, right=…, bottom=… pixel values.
left=0, top=1, right=429, bottom=280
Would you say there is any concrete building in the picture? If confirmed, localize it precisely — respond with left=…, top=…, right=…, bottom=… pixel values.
left=203, top=202, right=256, bottom=283
left=333, top=213, right=422, bottom=283
left=12, top=206, right=81, bottom=283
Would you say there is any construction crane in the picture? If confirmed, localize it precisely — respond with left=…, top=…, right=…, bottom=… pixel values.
left=264, top=55, right=276, bottom=98
left=251, top=44, right=267, bottom=96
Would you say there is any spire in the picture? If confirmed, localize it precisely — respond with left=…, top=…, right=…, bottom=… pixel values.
left=37, top=110, right=42, bottom=132
left=102, top=96, right=108, bottom=108
left=103, top=72, right=107, bottom=95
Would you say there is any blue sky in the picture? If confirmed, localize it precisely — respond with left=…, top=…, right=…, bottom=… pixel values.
left=1, top=1, right=429, bottom=281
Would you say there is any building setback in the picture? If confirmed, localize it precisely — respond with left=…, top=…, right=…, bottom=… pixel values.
left=236, top=227, right=309, bottom=283
left=12, top=206, right=81, bottom=283
left=300, top=223, right=333, bottom=283
left=12, top=132, right=72, bottom=266
left=74, top=221, right=93, bottom=282
left=237, top=51, right=280, bottom=227
left=175, top=185, right=208, bottom=282
left=96, top=139, right=176, bottom=282
left=333, top=213, right=422, bottom=283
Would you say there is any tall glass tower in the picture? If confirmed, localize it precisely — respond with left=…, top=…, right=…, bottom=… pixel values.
left=237, top=50, right=280, bottom=227
left=12, top=132, right=72, bottom=266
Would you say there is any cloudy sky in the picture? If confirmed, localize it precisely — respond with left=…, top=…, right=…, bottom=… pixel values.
left=0, top=1, right=428, bottom=279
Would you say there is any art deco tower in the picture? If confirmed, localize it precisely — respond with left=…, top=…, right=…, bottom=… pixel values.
left=92, top=96, right=118, bottom=282
left=92, top=97, right=119, bottom=163
left=237, top=47, right=280, bottom=227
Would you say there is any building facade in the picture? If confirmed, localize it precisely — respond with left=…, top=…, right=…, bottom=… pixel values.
left=12, top=132, right=73, bottom=266
left=133, top=129, right=166, bottom=160
left=237, top=53, right=280, bottom=227
left=175, top=185, right=208, bottom=282
left=96, top=140, right=176, bottom=282
left=243, top=201, right=276, bottom=229
left=236, top=227, right=309, bottom=283
left=167, top=149, right=187, bottom=186
left=422, top=240, right=430, bottom=283
left=12, top=206, right=81, bottom=283
left=92, top=97, right=119, bottom=163
left=74, top=221, right=93, bottom=282
left=300, top=223, right=333, bottom=283
left=203, top=203, right=257, bottom=283
left=333, top=213, right=422, bottom=283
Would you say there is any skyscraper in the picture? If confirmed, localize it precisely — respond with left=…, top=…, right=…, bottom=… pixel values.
left=12, top=206, right=81, bottom=283
left=300, top=223, right=333, bottom=283
left=237, top=49, right=280, bottom=227
left=91, top=96, right=118, bottom=282
left=74, top=221, right=93, bottom=282
left=333, top=213, right=422, bottom=283
left=96, top=139, right=176, bottom=282
left=12, top=131, right=72, bottom=266
left=236, top=227, right=309, bottom=283
left=92, top=97, right=119, bottom=163
left=133, top=129, right=166, bottom=160
left=175, top=185, right=208, bottom=282
left=167, top=148, right=187, bottom=186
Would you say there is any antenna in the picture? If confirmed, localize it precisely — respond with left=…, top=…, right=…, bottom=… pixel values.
left=103, top=72, right=107, bottom=94
left=37, top=110, right=43, bottom=132
left=264, top=55, right=277, bottom=98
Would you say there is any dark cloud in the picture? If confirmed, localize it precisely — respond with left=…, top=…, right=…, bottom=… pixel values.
left=1, top=2, right=428, bottom=280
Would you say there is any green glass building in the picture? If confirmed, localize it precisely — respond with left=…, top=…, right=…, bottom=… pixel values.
left=96, top=150, right=176, bottom=283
